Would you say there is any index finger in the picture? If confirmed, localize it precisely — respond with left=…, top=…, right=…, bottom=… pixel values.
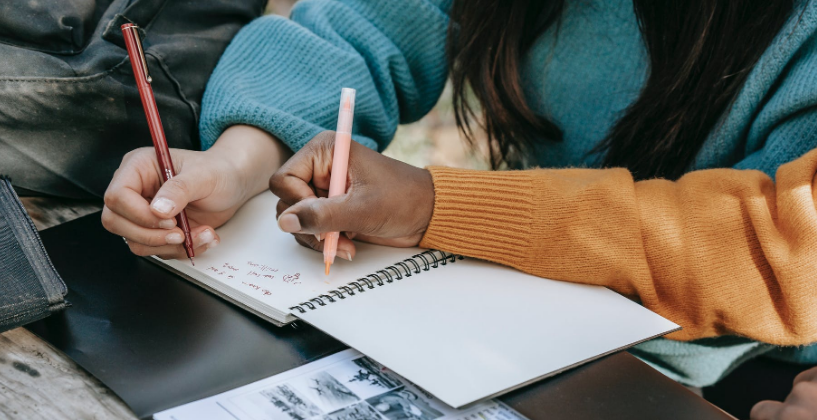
left=104, top=153, right=170, bottom=228
left=269, top=168, right=318, bottom=205
left=269, top=133, right=335, bottom=204
left=107, top=149, right=162, bottom=196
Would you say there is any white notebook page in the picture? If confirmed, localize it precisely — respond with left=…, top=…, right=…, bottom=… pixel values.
left=297, top=257, right=680, bottom=408
left=161, top=191, right=423, bottom=316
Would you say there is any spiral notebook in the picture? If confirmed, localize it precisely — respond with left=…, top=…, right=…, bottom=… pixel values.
left=154, top=191, right=680, bottom=408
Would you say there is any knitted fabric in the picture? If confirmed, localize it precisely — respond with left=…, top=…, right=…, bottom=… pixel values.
left=200, top=0, right=817, bottom=386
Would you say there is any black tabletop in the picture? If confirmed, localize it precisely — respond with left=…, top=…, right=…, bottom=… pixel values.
left=28, top=213, right=733, bottom=420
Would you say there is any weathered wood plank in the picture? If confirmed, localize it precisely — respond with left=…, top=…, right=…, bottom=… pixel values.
left=0, top=328, right=137, bottom=420
left=20, top=197, right=101, bottom=231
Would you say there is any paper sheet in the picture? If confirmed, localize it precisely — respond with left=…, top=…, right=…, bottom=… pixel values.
left=158, top=192, right=678, bottom=409
left=160, top=192, right=422, bottom=317
left=298, top=257, right=680, bottom=408
left=153, top=349, right=527, bottom=420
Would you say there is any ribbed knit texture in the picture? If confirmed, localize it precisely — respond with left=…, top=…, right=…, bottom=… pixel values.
left=200, top=0, right=817, bottom=386
left=423, top=150, right=817, bottom=345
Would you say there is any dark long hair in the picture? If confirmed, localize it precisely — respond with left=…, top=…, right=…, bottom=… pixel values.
left=448, top=1, right=794, bottom=179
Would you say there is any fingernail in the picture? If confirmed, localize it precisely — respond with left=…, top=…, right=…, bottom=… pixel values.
left=337, top=245, right=353, bottom=261
left=166, top=232, right=184, bottom=244
left=151, top=197, right=176, bottom=215
left=207, top=239, right=219, bottom=249
left=158, top=219, right=176, bottom=229
left=198, top=229, right=215, bottom=246
left=278, top=214, right=301, bottom=233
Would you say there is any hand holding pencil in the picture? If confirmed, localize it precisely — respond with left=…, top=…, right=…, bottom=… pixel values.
left=272, top=127, right=436, bottom=264
left=322, top=88, right=357, bottom=274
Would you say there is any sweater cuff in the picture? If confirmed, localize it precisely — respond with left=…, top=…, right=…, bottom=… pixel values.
left=420, top=167, right=535, bottom=266
left=419, top=165, right=647, bottom=298
left=198, top=84, right=380, bottom=153
left=197, top=16, right=381, bottom=153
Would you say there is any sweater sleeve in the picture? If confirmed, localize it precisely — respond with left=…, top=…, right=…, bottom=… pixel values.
left=420, top=135, right=817, bottom=345
left=198, top=0, right=452, bottom=152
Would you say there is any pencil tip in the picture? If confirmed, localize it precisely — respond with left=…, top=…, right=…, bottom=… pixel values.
left=325, top=262, right=331, bottom=275
left=190, top=257, right=195, bottom=266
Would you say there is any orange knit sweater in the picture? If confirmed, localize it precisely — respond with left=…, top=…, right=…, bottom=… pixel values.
left=419, top=148, right=817, bottom=345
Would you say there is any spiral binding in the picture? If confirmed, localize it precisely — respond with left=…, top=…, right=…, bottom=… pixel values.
left=289, top=250, right=462, bottom=314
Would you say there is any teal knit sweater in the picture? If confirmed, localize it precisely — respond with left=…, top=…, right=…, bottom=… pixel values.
left=199, top=0, right=817, bottom=387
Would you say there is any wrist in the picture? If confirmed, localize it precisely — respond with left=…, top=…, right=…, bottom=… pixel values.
left=411, top=167, right=435, bottom=237
left=207, top=125, right=292, bottom=200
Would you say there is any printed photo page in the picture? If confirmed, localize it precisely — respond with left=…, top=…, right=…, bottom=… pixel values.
left=153, top=348, right=527, bottom=420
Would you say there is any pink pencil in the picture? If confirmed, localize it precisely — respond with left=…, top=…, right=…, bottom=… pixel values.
left=324, top=88, right=356, bottom=274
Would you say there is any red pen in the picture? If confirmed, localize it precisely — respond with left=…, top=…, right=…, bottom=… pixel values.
left=121, top=24, right=195, bottom=265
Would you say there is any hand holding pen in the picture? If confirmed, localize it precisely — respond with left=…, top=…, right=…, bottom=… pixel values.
left=280, top=88, right=433, bottom=274
left=102, top=31, right=291, bottom=260
left=121, top=23, right=196, bottom=264
left=102, top=127, right=287, bottom=260
left=272, top=132, right=435, bottom=262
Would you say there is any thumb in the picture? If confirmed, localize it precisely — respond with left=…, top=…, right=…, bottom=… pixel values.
left=149, top=172, right=210, bottom=218
left=277, top=196, right=365, bottom=235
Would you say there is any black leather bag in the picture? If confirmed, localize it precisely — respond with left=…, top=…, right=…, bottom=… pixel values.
left=0, top=0, right=267, bottom=198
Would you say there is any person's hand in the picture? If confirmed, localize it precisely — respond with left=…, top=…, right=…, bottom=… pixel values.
left=270, top=131, right=435, bottom=260
left=102, top=125, right=290, bottom=259
left=751, top=366, right=817, bottom=419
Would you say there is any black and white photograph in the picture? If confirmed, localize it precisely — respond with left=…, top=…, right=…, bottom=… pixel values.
left=290, top=371, right=360, bottom=412
left=365, top=387, right=444, bottom=420
left=230, top=384, right=323, bottom=420
left=322, top=402, right=384, bottom=420
left=327, top=357, right=404, bottom=399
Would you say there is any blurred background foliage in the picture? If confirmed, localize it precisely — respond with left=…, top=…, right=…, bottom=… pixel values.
left=266, top=0, right=488, bottom=170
